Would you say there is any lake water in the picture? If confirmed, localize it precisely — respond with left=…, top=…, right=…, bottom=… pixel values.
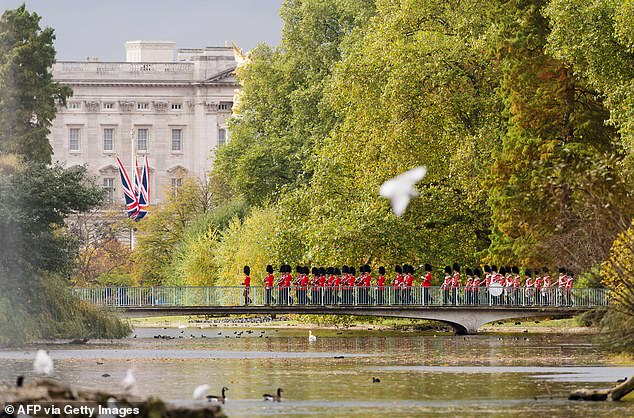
left=1, top=326, right=632, bottom=417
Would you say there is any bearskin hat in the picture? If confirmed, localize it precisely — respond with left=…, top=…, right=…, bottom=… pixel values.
left=319, top=267, right=326, bottom=276
left=395, top=265, right=403, bottom=274
left=542, top=267, right=549, bottom=273
left=525, top=269, right=531, bottom=277
left=350, top=266, right=356, bottom=275
left=466, top=268, right=473, bottom=276
left=342, top=265, right=349, bottom=274
left=296, top=266, right=302, bottom=274
left=444, top=265, right=452, bottom=274
left=499, top=267, right=506, bottom=275
left=425, top=263, right=432, bottom=272
left=491, top=265, right=498, bottom=272
left=364, top=264, right=371, bottom=273
left=311, top=267, right=318, bottom=276
left=474, top=268, right=482, bottom=277
left=453, top=263, right=460, bottom=273
left=512, top=266, right=519, bottom=274
left=244, top=266, right=250, bottom=275
left=484, top=265, right=491, bottom=273
left=379, top=266, right=386, bottom=275
left=334, top=267, right=341, bottom=275
left=559, top=267, right=566, bottom=274
left=266, top=265, right=274, bottom=274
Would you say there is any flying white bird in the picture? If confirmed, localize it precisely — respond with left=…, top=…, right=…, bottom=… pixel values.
left=308, top=331, right=317, bottom=342
left=121, top=369, right=136, bottom=392
left=193, top=384, right=211, bottom=400
left=33, top=350, right=54, bottom=376
left=379, top=166, right=427, bottom=216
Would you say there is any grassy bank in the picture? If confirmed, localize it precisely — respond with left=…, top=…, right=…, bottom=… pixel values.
left=0, top=272, right=130, bottom=343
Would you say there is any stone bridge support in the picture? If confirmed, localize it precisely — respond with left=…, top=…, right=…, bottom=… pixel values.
left=121, top=306, right=585, bottom=334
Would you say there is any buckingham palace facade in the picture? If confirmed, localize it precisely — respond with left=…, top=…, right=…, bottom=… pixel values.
left=50, top=41, right=238, bottom=204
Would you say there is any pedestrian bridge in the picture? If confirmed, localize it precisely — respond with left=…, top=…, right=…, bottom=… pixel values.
left=74, top=286, right=608, bottom=334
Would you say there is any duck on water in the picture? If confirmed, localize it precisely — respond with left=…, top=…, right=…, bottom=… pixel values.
left=263, top=388, right=283, bottom=402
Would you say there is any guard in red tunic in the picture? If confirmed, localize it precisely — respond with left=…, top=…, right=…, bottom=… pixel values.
left=377, top=266, right=386, bottom=305
left=421, top=264, right=432, bottom=305
left=310, top=267, right=319, bottom=305
left=264, top=265, right=275, bottom=305
left=404, top=265, right=414, bottom=304
left=465, top=268, right=474, bottom=305
left=557, top=267, right=567, bottom=306
left=542, top=267, right=552, bottom=305
left=347, top=266, right=356, bottom=305
left=472, top=268, right=482, bottom=305
left=452, top=263, right=461, bottom=305
left=565, top=270, right=574, bottom=306
left=394, top=265, right=403, bottom=305
left=243, top=265, right=252, bottom=305
left=441, top=266, right=452, bottom=304
left=533, top=268, right=543, bottom=305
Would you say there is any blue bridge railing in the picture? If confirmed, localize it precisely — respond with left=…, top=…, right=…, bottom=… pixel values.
left=73, top=286, right=609, bottom=309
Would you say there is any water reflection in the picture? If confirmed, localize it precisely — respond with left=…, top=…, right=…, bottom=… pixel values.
left=0, top=329, right=631, bottom=417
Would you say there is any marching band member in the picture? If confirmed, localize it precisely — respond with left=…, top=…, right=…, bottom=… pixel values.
left=394, top=265, right=403, bottom=305
left=452, top=263, right=461, bottom=305
left=465, top=268, right=473, bottom=304
left=265, top=265, right=275, bottom=305
left=565, top=270, right=574, bottom=306
left=472, top=268, right=482, bottom=304
left=442, top=266, right=452, bottom=304
left=243, top=265, right=252, bottom=305
left=524, top=269, right=533, bottom=304
left=377, top=266, right=386, bottom=305
left=421, top=264, right=432, bottom=305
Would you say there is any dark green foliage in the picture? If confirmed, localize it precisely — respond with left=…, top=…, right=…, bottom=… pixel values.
left=0, top=162, right=104, bottom=275
left=487, top=0, right=632, bottom=271
left=0, top=5, right=71, bottom=163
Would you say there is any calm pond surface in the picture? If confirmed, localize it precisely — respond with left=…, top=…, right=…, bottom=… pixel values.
left=1, top=326, right=633, bottom=417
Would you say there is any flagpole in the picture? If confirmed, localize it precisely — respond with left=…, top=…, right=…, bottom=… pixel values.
left=130, top=127, right=136, bottom=250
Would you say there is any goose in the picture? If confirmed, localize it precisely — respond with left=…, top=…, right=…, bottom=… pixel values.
left=121, top=369, right=136, bottom=392
left=206, top=386, right=229, bottom=404
left=33, top=350, right=53, bottom=376
left=193, top=384, right=210, bottom=400
left=308, top=331, right=317, bottom=342
left=263, top=388, right=283, bottom=402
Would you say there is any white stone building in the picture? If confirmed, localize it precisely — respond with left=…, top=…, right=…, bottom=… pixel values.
left=50, top=41, right=238, bottom=204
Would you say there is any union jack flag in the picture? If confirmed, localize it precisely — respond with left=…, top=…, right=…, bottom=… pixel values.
left=116, top=156, right=150, bottom=220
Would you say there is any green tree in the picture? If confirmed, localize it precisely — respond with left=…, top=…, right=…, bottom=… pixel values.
left=0, top=5, right=71, bottom=163
left=213, top=0, right=376, bottom=207
left=486, top=0, right=633, bottom=271
left=545, top=0, right=634, bottom=155
left=275, top=0, right=502, bottom=268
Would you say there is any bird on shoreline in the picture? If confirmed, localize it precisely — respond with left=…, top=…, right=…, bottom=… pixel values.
left=309, top=331, right=317, bottom=342
left=33, top=350, right=54, bottom=376
left=263, top=388, right=283, bottom=402
left=121, top=369, right=136, bottom=392
left=207, top=386, right=229, bottom=404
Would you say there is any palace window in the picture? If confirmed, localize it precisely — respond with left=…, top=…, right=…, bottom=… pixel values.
left=171, top=129, right=182, bottom=152
left=171, top=103, right=182, bottom=110
left=103, top=178, right=116, bottom=204
left=218, top=128, right=227, bottom=147
left=103, top=102, right=115, bottom=110
left=67, top=102, right=81, bottom=110
left=218, top=102, right=232, bottom=111
left=69, top=128, right=81, bottom=151
left=137, top=128, right=148, bottom=151
left=137, top=102, right=149, bottom=110
left=103, top=128, right=114, bottom=152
